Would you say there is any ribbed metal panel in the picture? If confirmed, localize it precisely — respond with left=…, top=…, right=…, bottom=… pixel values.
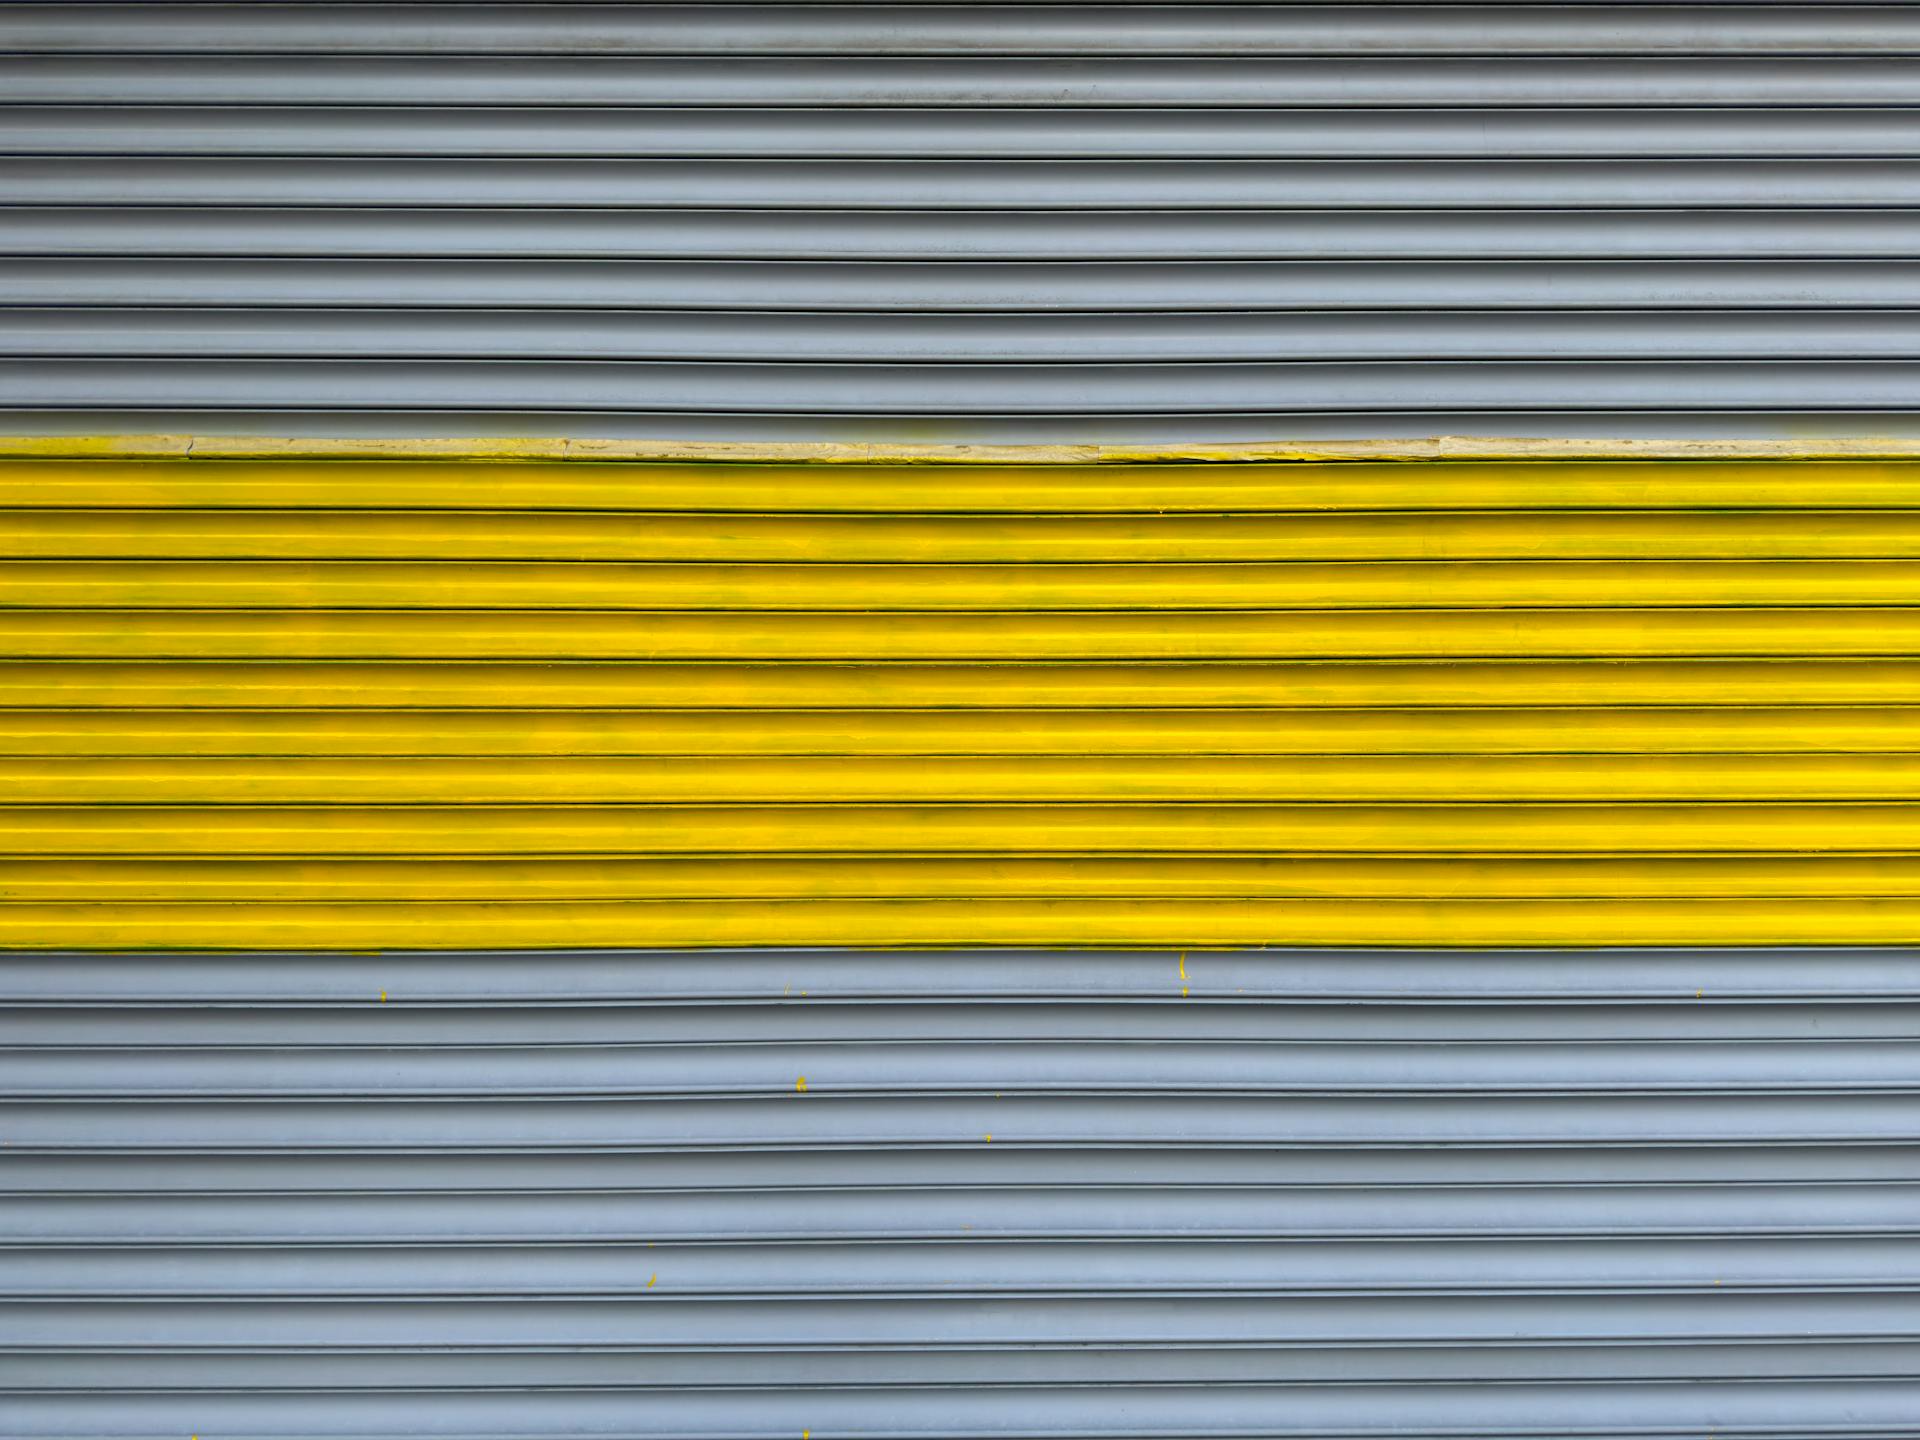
left=2, top=945, right=1917, bottom=1437
left=6, top=2, right=1920, bottom=439
left=11, top=452, right=1920, bottom=947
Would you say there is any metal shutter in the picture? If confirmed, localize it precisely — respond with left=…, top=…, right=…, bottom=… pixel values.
left=3, top=2, right=1920, bottom=440
left=5, top=5, right=1920, bottom=1438
left=6, top=946, right=1920, bottom=1437
left=4, top=450, right=1920, bottom=1435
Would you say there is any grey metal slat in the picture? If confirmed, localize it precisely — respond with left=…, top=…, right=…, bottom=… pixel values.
left=5, top=948, right=1908, bottom=1003
left=19, top=107, right=1920, bottom=159
left=9, top=56, right=1920, bottom=107
left=5, top=1092, right=1914, bottom=1150
left=6, top=5, right=1918, bottom=57
left=11, top=999, right=1916, bottom=1046
left=10, top=1291, right=1918, bottom=1349
left=9, top=1377, right=1920, bottom=1438
left=15, top=310, right=1920, bottom=362
left=7, top=209, right=1919, bottom=262
left=11, top=157, right=1920, bottom=207
left=15, top=260, right=1920, bottom=309
left=9, top=358, right=1920, bottom=414
left=10, top=1235, right=1917, bottom=1297
left=16, top=1341, right=1920, bottom=1388
left=13, top=1144, right=1918, bottom=1194
left=6, top=1183, right=1914, bottom=1243
left=10, top=408, right=1914, bottom=441
left=8, top=1039, right=1919, bottom=1097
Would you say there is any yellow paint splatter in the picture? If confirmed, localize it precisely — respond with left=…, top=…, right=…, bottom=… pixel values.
left=647, top=1273, right=658, bottom=1289
left=795, top=1075, right=808, bottom=1092
left=1178, top=951, right=1189, bottom=998
left=983, top=1133, right=992, bottom=1143
left=1696, top=988, right=1704, bottom=999
left=378, top=990, right=387, bottom=1003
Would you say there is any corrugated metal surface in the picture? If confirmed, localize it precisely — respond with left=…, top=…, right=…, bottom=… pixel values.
left=8, top=3, right=1920, bottom=1433
left=3, top=945, right=1918, bottom=1436
left=10, top=452, right=1920, bottom=947
left=6, top=2, right=1920, bottom=439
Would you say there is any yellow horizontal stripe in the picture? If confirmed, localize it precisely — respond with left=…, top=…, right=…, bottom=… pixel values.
left=13, top=856, right=1920, bottom=902
left=10, top=454, right=1920, bottom=950
left=13, top=458, right=1920, bottom=512
left=12, top=608, right=1920, bottom=661
left=19, top=510, right=1920, bottom=562
left=12, top=660, right=1920, bottom=709
left=16, top=559, right=1920, bottom=610
left=3, top=707, right=1916, bottom=756
left=5, top=804, right=1920, bottom=856
left=14, top=755, right=1920, bottom=805
left=9, top=898, right=1920, bottom=949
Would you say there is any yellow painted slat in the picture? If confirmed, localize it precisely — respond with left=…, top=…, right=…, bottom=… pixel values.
left=12, top=856, right=1920, bottom=902
left=5, top=804, right=1920, bottom=856
left=14, top=755, right=1920, bottom=805
left=18, top=510, right=1920, bottom=561
left=11, top=660, right=1920, bottom=709
left=11, top=608, right=1920, bottom=660
left=2, top=707, right=1916, bottom=756
left=11, top=897, right=1920, bottom=949
left=11, top=458, right=1920, bottom=512
left=18, top=559, right=1920, bottom=609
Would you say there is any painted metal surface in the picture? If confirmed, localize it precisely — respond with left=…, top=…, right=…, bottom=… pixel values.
left=6, top=2, right=1920, bottom=439
left=6, top=4, right=1920, bottom=1432
left=7, top=453, right=1920, bottom=946
left=1, top=946, right=1916, bottom=1435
